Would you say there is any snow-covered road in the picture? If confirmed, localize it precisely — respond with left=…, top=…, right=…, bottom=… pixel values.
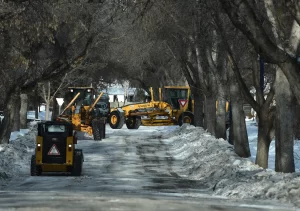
left=0, top=124, right=298, bottom=210
left=2, top=126, right=213, bottom=196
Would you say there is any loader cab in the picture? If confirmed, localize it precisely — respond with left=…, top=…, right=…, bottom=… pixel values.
left=31, top=121, right=83, bottom=176
left=37, top=121, right=73, bottom=137
left=37, top=121, right=74, bottom=164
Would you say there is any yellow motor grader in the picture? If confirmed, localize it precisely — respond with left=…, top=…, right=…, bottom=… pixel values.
left=109, top=86, right=194, bottom=129
left=56, top=87, right=109, bottom=140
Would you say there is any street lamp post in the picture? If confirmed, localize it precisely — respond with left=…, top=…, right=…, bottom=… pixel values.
left=56, top=98, right=64, bottom=115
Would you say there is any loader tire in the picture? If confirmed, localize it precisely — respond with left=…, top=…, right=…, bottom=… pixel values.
left=178, top=112, right=194, bottom=126
left=92, top=119, right=102, bottom=141
left=126, top=117, right=141, bottom=129
left=30, top=155, right=41, bottom=176
left=72, top=150, right=83, bottom=176
left=109, top=110, right=124, bottom=129
left=100, top=123, right=106, bottom=139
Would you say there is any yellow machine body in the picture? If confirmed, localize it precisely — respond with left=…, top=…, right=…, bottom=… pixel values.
left=35, top=136, right=75, bottom=172
left=31, top=121, right=83, bottom=176
left=56, top=87, right=108, bottom=138
left=110, top=86, right=194, bottom=127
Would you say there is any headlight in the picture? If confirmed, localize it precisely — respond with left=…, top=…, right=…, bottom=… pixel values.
left=68, top=144, right=72, bottom=152
left=37, top=143, right=41, bottom=151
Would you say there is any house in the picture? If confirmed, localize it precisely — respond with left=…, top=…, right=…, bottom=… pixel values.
left=105, top=87, right=125, bottom=103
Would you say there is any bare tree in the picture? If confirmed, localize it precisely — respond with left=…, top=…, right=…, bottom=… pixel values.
left=0, top=1, right=116, bottom=144
left=219, top=0, right=298, bottom=172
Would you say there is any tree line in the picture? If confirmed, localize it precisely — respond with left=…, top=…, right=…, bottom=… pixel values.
left=0, top=0, right=299, bottom=173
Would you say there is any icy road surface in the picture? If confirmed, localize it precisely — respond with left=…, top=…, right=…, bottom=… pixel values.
left=0, top=125, right=298, bottom=210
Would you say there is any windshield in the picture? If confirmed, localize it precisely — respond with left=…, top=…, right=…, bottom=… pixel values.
left=46, top=125, right=66, bottom=133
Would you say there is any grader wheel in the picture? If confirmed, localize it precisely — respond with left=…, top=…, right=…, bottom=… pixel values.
left=179, top=112, right=194, bottom=126
left=125, top=117, right=141, bottom=129
left=92, top=119, right=102, bottom=141
left=109, top=110, right=125, bottom=129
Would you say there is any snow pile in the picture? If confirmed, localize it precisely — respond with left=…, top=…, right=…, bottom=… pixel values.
left=166, top=124, right=300, bottom=207
left=0, top=123, right=37, bottom=184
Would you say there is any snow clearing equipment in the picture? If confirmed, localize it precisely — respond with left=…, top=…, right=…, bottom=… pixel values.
left=56, top=87, right=109, bottom=140
left=30, top=121, right=83, bottom=176
left=109, top=86, right=194, bottom=129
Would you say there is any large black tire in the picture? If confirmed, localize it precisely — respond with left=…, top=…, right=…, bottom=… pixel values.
left=125, top=117, right=141, bottom=129
left=100, top=123, right=106, bottom=139
left=109, top=110, right=125, bottom=129
left=92, top=119, right=102, bottom=141
left=30, top=155, right=41, bottom=176
left=72, top=150, right=83, bottom=176
left=178, top=112, right=194, bottom=126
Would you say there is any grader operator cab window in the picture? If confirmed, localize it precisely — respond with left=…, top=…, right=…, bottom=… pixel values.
left=68, top=88, right=94, bottom=106
left=164, top=88, right=188, bottom=109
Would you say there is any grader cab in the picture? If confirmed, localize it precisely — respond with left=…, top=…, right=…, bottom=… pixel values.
left=109, top=86, right=194, bottom=129
left=56, top=87, right=109, bottom=140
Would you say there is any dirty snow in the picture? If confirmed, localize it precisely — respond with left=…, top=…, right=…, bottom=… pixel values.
left=1, top=116, right=300, bottom=207
left=164, top=122, right=300, bottom=207
left=0, top=122, right=37, bottom=183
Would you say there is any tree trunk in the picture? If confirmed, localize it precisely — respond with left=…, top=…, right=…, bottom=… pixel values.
left=229, top=69, right=250, bottom=157
left=12, top=92, right=21, bottom=132
left=204, top=96, right=216, bottom=135
left=228, top=106, right=234, bottom=145
left=34, top=87, right=39, bottom=119
left=216, top=98, right=227, bottom=139
left=193, top=90, right=204, bottom=127
left=52, top=97, right=58, bottom=121
left=45, top=102, right=50, bottom=121
left=45, top=81, right=51, bottom=121
left=255, top=110, right=272, bottom=168
left=20, top=93, right=28, bottom=129
left=0, top=88, right=20, bottom=144
left=295, top=104, right=300, bottom=140
left=275, top=67, right=295, bottom=173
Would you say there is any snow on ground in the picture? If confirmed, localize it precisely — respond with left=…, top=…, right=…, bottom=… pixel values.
left=1, top=114, right=300, bottom=207
left=0, top=110, right=49, bottom=183
left=0, top=122, right=37, bottom=183
left=164, top=123, right=300, bottom=207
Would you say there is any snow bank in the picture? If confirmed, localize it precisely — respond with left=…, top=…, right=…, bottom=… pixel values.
left=0, top=123, right=37, bottom=185
left=166, top=124, right=300, bottom=207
